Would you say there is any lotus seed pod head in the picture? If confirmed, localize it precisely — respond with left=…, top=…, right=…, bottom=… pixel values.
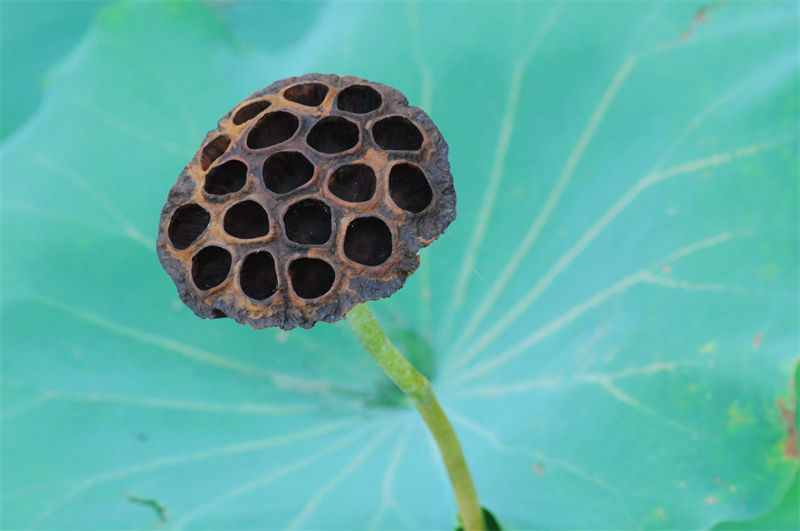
left=157, top=74, right=456, bottom=330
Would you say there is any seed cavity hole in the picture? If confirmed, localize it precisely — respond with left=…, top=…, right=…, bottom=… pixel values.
left=192, top=246, right=231, bottom=290
left=168, top=203, right=210, bottom=250
left=337, top=85, right=382, bottom=113
left=284, top=83, right=328, bottom=106
left=247, top=111, right=299, bottom=149
left=344, top=217, right=392, bottom=266
left=240, top=251, right=278, bottom=300
left=289, top=258, right=335, bottom=299
left=205, top=160, right=247, bottom=195
left=224, top=200, right=269, bottom=239
left=372, top=116, right=423, bottom=150
left=284, top=199, right=331, bottom=245
left=233, top=99, right=271, bottom=125
left=328, top=164, right=376, bottom=203
left=389, top=163, right=433, bottom=213
left=200, top=135, right=230, bottom=170
left=262, top=151, right=314, bottom=194
left=306, top=116, right=359, bottom=154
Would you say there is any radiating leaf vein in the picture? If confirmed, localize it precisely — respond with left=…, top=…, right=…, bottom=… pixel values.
left=452, top=141, right=782, bottom=368
left=26, top=419, right=359, bottom=528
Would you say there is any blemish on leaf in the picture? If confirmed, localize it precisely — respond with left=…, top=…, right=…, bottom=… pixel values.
left=754, top=261, right=781, bottom=284
left=705, top=495, right=718, bottom=505
left=532, top=463, right=544, bottom=476
left=752, top=331, right=763, bottom=350
left=136, top=432, right=148, bottom=442
left=643, top=507, right=668, bottom=524
left=777, top=398, right=798, bottom=460
left=726, top=402, right=753, bottom=430
left=661, top=264, right=672, bottom=275
left=699, top=341, right=715, bottom=355
left=678, top=4, right=713, bottom=41
left=126, top=493, right=168, bottom=524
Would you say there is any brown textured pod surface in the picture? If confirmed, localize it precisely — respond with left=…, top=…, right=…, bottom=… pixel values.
left=157, top=74, right=456, bottom=330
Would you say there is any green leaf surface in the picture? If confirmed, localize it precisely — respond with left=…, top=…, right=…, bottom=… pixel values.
left=713, top=467, right=799, bottom=531
left=2, top=1, right=798, bottom=529
left=0, top=0, right=109, bottom=140
left=713, top=362, right=800, bottom=531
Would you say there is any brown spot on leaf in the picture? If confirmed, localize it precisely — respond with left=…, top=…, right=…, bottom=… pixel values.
left=777, top=397, right=798, bottom=459
left=532, top=462, right=544, bottom=476
left=752, top=331, right=762, bottom=350
left=678, top=3, right=719, bottom=41
left=661, top=264, right=672, bottom=275
left=694, top=7, right=709, bottom=24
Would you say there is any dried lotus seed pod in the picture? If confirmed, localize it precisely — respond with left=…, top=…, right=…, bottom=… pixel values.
left=156, top=73, right=456, bottom=330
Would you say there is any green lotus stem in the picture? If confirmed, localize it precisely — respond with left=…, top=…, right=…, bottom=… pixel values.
left=346, top=303, right=485, bottom=531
